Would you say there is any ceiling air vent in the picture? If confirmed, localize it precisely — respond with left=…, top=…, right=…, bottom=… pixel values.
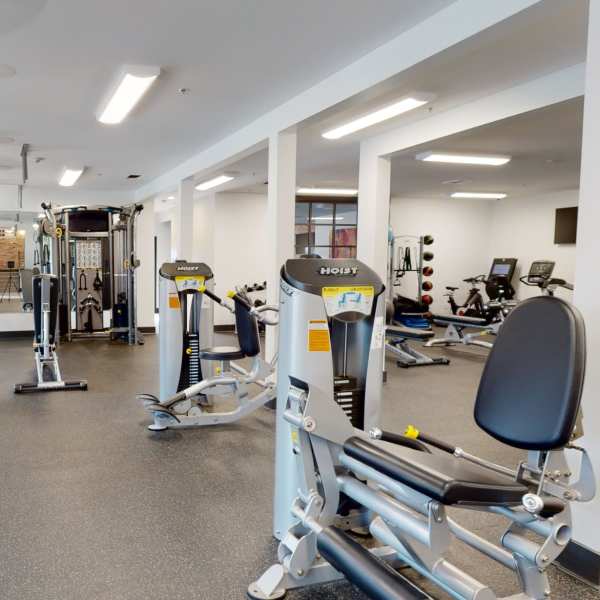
left=127, top=174, right=141, bottom=179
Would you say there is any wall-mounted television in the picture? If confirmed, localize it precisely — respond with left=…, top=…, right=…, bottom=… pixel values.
left=554, top=207, right=578, bottom=244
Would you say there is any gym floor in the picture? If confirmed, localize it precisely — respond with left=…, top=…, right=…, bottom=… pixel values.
left=0, top=334, right=595, bottom=600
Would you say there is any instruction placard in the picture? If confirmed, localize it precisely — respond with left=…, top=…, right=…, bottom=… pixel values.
left=322, top=286, right=374, bottom=317
left=308, top=320, right=331, bottom=352
left=175, top=275, right=205, bottom=293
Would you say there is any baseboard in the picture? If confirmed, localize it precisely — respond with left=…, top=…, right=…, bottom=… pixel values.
left=215, top=324, right=236, bottom=332
left=556, top=539, right=600, bottom=588
left=0, top=330, right=33, bottom=339
left=139, top=326, right=156, bottom=334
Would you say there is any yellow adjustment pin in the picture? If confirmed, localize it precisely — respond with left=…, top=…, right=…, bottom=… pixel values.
left=405, top=425, right=420, bottom=439
left=226, top=291, right=235, bottom=299
left=198, top=284, right=206, bottom=292
left=186, top=348, right=192, bottom=355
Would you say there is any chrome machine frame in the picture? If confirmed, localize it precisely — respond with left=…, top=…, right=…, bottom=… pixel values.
left=249, top=258, right=595, bottom=600
left=46, top=204, right=143, bottom=344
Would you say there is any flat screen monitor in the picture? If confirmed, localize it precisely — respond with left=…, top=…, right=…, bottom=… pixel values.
left=554, top=207, right=578, bottom=244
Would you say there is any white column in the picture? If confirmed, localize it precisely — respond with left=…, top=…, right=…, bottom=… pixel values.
left=173, top=177, right=195, bottom=261
left=193, top=192, right=216, bottom=268
left=265, top=130, right=297, bottom=362
left=357, top=141, right=391, bottom=281
left=571, top=0, right=600, bottom=556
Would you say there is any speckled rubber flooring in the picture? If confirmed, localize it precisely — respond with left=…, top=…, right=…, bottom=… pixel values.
left=0, top=334, right=597, bottom=600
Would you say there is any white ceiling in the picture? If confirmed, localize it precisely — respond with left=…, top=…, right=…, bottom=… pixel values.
left=0, top=0, right=454, bottom=190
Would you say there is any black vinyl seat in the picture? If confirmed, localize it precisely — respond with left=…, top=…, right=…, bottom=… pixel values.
left=344, top=437, right=527, bottom=507
left=343, top=297, right=585, bottom=507
left=199, top=292, right=262, bottom=362
left=386, top=325, right=434, bottom=341
left=198, top=345, right=245, bottom=361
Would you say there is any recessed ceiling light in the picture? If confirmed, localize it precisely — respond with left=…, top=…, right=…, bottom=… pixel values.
left=97, top=65, right=161, bottom=125
left=322, top=95, right=431, bottom=140
left=167, top=195, right=175, bottom=200
left=417, top=152, right=511, bottom=166
left=297, top=187, right=358, bottom=196
left=0, top=64, right=16, bottom=78
left=0, top=136, right=15, bottom=144
left=195, top=174, right=234, bottom=191
left=451, top=192, right=507, bottom=199
left=59, top=167, right=85, bottom=187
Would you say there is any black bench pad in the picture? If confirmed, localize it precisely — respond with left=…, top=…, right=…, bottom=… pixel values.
left=386, top=325, right=434, bottom=341
left=198, top=346, right=245, bottom=360
left=343, top=437, right=527, bottom=507
left=432, top=314, right=487, bottom=326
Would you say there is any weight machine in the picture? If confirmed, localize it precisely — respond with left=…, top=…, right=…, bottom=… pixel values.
left=249, top=257, right=595, bottom=600
left=38, top=205, right=143, bottom=344
left=140, top=261, right=278, bottom=431
left=14, top=204, right=87, bottom=393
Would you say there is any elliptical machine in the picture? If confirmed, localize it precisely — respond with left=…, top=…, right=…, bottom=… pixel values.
left=519, top=260, right=573, bottom=296
left=14, top=204, right=88, bottom=393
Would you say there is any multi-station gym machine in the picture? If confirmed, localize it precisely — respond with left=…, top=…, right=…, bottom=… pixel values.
left=35, top=204, right=143, bottom=344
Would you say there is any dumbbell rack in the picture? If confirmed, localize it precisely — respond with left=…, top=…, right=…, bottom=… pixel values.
left=389, top=234, right=434, bottom=305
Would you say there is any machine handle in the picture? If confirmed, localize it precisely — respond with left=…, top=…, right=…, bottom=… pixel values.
left=372, top=429, right=432, bottom=454
left=404, top=425, right=456, bottom=454
left=227, top=290, right=253, bottom=311
left=198, top=286, right=235, bottom=313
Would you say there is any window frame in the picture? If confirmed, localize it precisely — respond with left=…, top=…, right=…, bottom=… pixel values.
left=295, top=196, right=357, bottom=258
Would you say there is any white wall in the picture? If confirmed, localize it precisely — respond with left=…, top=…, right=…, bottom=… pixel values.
left=389, top=191, right=579, bottom=312
left=389, top=196, right=494, bottom=313
left=134, top=201, right=156, bottom=329
left=487, top=190, right=578, bottom=302
left=210, top=192, right=268, bottom=326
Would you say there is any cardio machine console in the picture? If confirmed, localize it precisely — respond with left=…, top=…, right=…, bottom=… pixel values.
left=525, top=260, right=555, bottom=285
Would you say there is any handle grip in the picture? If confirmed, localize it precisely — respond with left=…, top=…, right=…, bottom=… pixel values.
left=227, top=291, right=253, bottom=311
left=404, top=425, right=456, bottom=454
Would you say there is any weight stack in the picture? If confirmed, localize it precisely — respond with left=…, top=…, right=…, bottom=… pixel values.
left=334, top=376, right=365, bottom=430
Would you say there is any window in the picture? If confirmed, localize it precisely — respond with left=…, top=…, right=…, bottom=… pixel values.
left=295, top=198, right=357, bottom=258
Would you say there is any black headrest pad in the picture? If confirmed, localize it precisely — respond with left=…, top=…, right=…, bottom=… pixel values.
left=475, top=297, right=585, bottom=450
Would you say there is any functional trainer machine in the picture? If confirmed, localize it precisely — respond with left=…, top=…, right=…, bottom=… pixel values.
left=140, top=261, right=278, bottom=431
left=14, top=204, right=87, bottom=393
left=39, top=205, right=143, bottom=344
left=248, top=257, right=595, bottom=600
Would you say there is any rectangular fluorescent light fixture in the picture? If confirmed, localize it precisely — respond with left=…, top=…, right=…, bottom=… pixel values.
left=451, top=192, right=507, bottom=199
left=59, top=167, right=84, bottom=187
left=195, top=174, right=234, bottom=191
left=297, top=187, right=358, bottom=196
left=322, top=96, right=430, bottom=140
left=417, top=152, right=511, bottom=166
left=97, top=65, right=161, bottom=124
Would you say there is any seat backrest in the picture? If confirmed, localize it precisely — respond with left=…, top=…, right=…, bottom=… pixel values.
left=474, top=296, right=586, bottom=451
left=234, top=297, right=261, bottom=357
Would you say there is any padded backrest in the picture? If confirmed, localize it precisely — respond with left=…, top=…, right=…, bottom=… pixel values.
left=234, top=298, right=261, bottom=357
left=475, top=297, right=586, bottom=450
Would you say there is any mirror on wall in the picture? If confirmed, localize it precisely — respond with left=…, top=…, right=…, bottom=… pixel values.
left=0, top=215, right=37, bottom=317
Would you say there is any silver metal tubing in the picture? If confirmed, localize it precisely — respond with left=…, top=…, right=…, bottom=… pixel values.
left=337, top=476, right=431, bottom=547
left=491, top=506, right=553, bottom=538
left=454, top=448, right=517, bottom=478
left=291, top=504, right=323, bottom=535
left=446, top=518, right=516, bottom=571
left=501, top=531, right=540, bottom=565
left=283, top=410, right=305, bottom=429
left=339, top=452, right=431, bottom=516
left=373, top=517, right=497, bottom=600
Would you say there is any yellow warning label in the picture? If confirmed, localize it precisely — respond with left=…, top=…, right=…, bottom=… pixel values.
left=308, top=319, right=331, bottom=352
left=168, top=293, right=180, bottom=309
left=175, top=275, right=206, bottom=292
left=322, top=286, right=374, bottom=298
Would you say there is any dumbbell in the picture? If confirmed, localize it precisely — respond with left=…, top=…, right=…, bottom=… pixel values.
left=423, top=251, right=434, bottom=262
left=422, top=266, right=434, bottom=276
left=422, top=281, right=433, bottom=292
left=423, top=235, right=434, bottom=245
left=421, top=294, right=433, bottom=306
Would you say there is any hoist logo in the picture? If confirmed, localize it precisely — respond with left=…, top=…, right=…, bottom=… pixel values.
left=176, top=265, right=199, bottom=271
left=318, top=266, right=358, bottom=276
